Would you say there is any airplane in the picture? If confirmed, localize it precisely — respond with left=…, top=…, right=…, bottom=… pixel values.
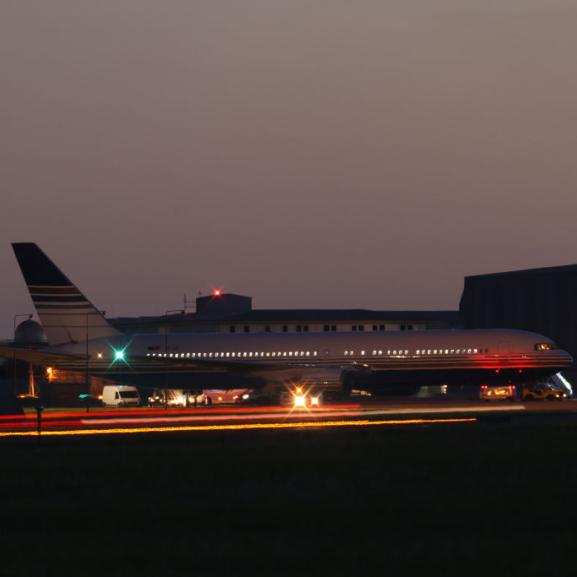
left=1, top=242, right=573, bottom=401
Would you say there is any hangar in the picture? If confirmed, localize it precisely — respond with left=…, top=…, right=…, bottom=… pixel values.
left=460, top=264, right=577, bottom=378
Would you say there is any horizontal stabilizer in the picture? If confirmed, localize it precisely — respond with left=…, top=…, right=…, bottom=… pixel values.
left=0, top=345, right=84, bottom=365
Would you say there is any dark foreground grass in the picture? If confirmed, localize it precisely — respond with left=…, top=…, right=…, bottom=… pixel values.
left=1, top=419, right=577, bottom=576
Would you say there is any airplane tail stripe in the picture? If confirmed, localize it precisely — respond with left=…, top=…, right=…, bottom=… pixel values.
left=35, top=304, right=94, bottom=310
left=31, top=295, right=89, bottom=303
left=29, top=287, right=81, bottom=295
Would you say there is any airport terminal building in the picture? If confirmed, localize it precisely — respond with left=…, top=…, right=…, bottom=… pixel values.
left=110, top=293, right=462, bottom=335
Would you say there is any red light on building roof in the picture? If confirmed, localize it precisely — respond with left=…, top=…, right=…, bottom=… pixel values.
left=212, top=288, right=223, bottom=298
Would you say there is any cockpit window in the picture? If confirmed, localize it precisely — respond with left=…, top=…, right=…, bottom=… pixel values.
left=535, top=343, right=554, bottom=351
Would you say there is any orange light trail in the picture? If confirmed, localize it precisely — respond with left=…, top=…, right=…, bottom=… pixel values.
left=0, top=417, right=477, bottom=438
left=0, top=404, right=362, bottom=422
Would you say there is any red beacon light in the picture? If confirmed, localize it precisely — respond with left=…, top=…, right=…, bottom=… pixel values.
left=212, top=288, right=223, bottom=298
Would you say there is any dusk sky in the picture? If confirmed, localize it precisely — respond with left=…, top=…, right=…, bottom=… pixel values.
left=2, top=1, right=577, bottom=338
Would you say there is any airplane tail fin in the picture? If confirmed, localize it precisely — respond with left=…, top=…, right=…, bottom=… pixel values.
left=12, top=243, right=121, bottom=347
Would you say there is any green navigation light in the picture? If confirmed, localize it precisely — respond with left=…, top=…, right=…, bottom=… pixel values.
left=114, top=349, right=126, bottom=361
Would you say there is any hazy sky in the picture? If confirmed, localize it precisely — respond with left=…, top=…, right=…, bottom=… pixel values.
left=2, top=1, right=577, bottom=338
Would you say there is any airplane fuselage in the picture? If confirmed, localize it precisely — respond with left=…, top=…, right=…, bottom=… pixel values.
left=51, top=328, right=573, bottom=392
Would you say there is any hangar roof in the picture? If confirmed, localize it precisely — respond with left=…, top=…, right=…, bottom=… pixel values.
left=465, top=263, right=577, bottom=280
left=223, top=309, right=459, bottom=323
left=111, top=309, right=460, bottom=327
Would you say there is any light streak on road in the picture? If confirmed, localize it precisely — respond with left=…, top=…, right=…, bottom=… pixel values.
left=79, top=410, right=364, bottom=426
left=0, top=404, right=361, bottom=422
left=361, top=404, right=526, bottom=415
left=76, top=402, right=523, bottom=427
left=0, top=417, right=477, bottom=438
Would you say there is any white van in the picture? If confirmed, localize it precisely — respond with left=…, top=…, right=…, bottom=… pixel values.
left=101, top=385, right=141, bottom=407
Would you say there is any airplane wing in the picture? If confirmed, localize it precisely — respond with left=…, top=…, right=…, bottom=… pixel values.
left=0, top=345, right=85, bottom=364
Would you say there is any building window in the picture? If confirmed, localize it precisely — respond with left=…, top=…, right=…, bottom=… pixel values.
left=352, top=325, right=357, bottom=332
left=331, top=325, right=337, bottom=332
left=296, top=325, right=302, bottom=332
left=265, top=325, right=271, bottom=332
left=229, top=326, right=236, bottom=333
left=358, top=325, right=364, bottom=332
left=282, top=325, right=288, bottom=333
left=324, top=325, right=330, bottom=332
left=304, top=325, right=309, bottom=332
left=372, top=325, right=378, bottom=332
left=379, top=325, right=385, bottom=331
left=243, top=325, right=250, bottom=333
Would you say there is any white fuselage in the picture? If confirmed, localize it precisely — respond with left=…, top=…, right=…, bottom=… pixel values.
left=52, top=328, right=573, bottom=391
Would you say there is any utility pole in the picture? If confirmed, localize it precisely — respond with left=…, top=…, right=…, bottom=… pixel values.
left=12, top=313, right=32, bottom=397
left=85, top=313, right=90, bottom=394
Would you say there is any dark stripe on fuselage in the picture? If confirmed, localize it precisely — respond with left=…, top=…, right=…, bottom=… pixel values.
left=55, top=353, right=570, bottom=373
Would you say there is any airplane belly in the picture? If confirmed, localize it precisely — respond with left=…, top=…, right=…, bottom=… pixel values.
left=343, top=365, right=565, bottom=393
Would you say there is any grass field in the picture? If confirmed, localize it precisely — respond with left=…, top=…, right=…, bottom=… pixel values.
left=2, top=418, right=577, bottom=576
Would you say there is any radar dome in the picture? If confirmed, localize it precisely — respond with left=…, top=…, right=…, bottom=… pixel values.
left=15, top=319, right=47, bottom=345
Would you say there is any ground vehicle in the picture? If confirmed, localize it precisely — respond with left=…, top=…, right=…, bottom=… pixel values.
left=280, top=387, right=323, bottom=408
left=148, top=389, right=207, bottom=407
left=101, top=385, right=141, bottom=407
left=521, top=383, right=568, bottom=401
left=147, top=388, right=259, bottom=407
left=203, top=389, right=255, bottom=405
left=480, top=384, right=516, bottom=401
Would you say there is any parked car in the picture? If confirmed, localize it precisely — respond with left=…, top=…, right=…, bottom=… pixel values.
left=521, top=384, right=568, bottom=401
left=479, top=384, right=516, bottom=401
